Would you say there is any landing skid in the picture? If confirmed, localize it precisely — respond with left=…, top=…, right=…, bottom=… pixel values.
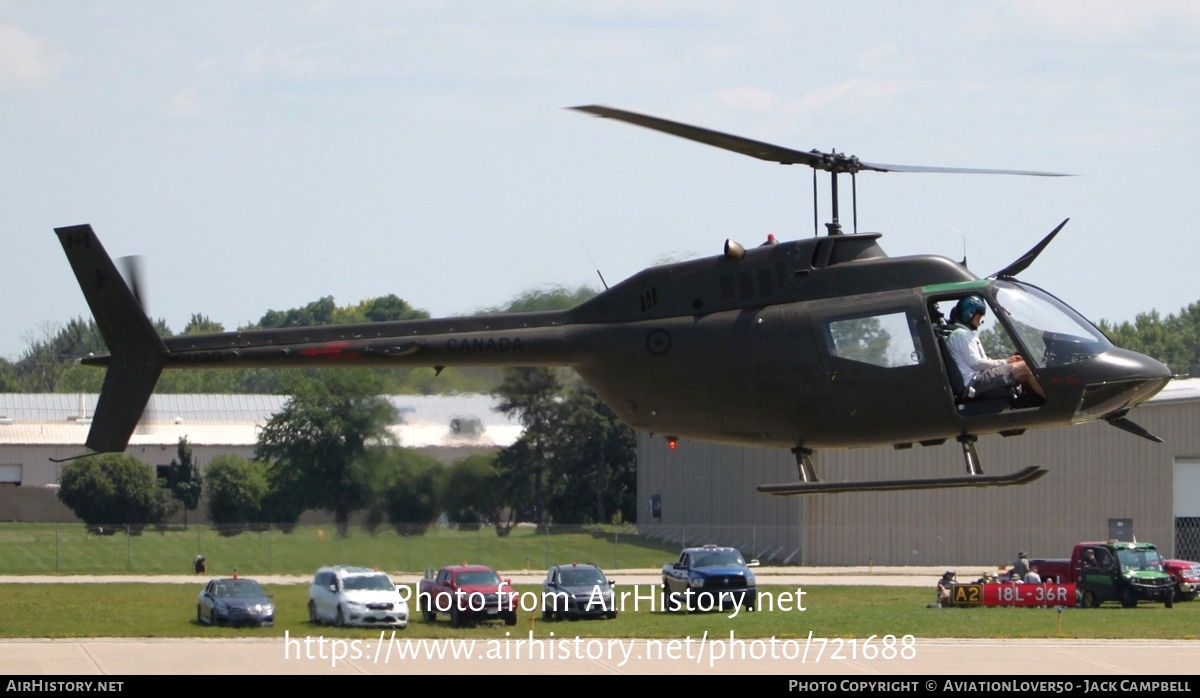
left=757, top=465, right=1048, bottom=496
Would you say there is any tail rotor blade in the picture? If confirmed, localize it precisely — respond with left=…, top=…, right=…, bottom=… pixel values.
left=118, top=255, right=148, bottom=315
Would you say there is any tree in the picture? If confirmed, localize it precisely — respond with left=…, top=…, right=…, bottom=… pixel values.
left=0, top=359, right=19, bottom=392
left=492, top=367, right=563, bottom=531
left=183, top=313, right=225, bottom=334
left=354, top=294, right=429, bottom=323
left=57, top=454, right=165, bottom=529
left=164, top=437, right=204, bottom=527
left=440, top=453, right=513, bottom=535
left=547, top=385, right=637, bottom=524
left=481, top=285, right=596, bottom=314
left=256, top=296, right=339, bottom=329
left=204, top=455, right=268, bottom=531
left=17, top=318, right=105, bottom=392
left=255, top=370, right=398, bottom=536
left=378, top=449, right=443, bottom=535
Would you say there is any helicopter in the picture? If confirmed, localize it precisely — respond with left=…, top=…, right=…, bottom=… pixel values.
left=54, top=105, right=1173, bottom=495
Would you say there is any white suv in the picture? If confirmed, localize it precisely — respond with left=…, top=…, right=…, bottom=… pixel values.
left=308, top=566, right=409, bottom=628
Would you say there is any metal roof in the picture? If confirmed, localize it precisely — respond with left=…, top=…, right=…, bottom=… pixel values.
left=1147, top=376, right=1200, bottom=403
left=0, top=393, right=522, bottom=448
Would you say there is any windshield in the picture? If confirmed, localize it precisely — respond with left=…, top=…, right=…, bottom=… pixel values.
left=992, top=281, right=1112, bottom=368
left=457, top=570, right=502, bottom=586
left=343, top=574, right=395, bottom=591
left=559, top=568, right=607, bottom=587
left=216, top=580, right=266, bottom=598
left=1116, top=548, right=1165, bottom=573
left=694, top=551, right=746, bottom=567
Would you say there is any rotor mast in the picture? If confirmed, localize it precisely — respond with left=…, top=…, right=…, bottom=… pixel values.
left=826, top=165, right=844, bottom=235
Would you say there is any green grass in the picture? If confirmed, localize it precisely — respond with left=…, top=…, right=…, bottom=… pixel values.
left=0, top=522, right=678, bottom=575
left=4, top=522, right=1196, bottom=642
left=1, top=583, right=1196, bottom=640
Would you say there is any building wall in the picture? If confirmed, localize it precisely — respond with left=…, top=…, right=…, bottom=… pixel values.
left=0, top=485, right=75, bottom=522
left=637, top=396, right=1199, bottom=566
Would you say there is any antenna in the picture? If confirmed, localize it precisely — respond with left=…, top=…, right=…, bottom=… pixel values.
left=933, top=215, right=969, bottom=267
left=574, top=230, right=608, bottom=290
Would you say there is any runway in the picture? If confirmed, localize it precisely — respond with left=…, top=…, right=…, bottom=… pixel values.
left=3, top=636, right=1197, bottom=676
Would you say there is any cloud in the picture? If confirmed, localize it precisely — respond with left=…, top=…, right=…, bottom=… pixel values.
left=784, top=78, right=908, bottom=114
left=0, top=24, right=60, bottom=90
left=171, top=89, right=204, bottom=116
left=713, top=87, right=775, bottom=111
left=1011, top=0, right=1200, bottom=39
left=242, top=45, right=322, bottom=80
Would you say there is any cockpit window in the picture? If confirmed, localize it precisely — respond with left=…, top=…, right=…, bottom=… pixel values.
left=992, top=281, right=1111, bottom=368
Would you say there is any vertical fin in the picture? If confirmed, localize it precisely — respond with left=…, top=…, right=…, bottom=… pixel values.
left=55, top=225, right=168, bottom=453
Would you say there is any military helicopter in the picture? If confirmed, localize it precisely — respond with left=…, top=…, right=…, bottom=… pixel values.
left=54, top=105, right=1173, bottom=495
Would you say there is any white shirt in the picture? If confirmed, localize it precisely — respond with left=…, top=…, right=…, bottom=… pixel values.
left=946, top=325, right=1005, bottom=387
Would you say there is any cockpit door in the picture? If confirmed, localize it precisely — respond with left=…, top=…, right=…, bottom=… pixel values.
left=815, top=298, right=951, bottom=443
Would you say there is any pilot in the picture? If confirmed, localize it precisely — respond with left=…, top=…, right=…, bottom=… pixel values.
left=946, top=296, right=1046, bottom=401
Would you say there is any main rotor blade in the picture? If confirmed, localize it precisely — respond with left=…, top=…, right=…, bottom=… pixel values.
left=990, top=218, right=1069, bottom=279
left=570, top=105, right=1072, bottom=177
left=571, top=104, right=834, bottom=169
left=858, top=162, right=1071, bottom=177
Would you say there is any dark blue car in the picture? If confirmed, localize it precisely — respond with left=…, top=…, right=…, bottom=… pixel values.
left=197, top=578, right=275, bottom=627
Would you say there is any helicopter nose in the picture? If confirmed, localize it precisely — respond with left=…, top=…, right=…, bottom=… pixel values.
left=1072, top=348, right=1172, bottom=422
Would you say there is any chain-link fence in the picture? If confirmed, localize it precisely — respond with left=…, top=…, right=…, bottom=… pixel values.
left=1176, top=517, right=1200, bottom=561
left=0, top=522, right=671, bottom=575
left=5, top=519, right=1195, bottom=575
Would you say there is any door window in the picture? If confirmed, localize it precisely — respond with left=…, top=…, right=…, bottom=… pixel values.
left=826, top=311, right=922, bottom=368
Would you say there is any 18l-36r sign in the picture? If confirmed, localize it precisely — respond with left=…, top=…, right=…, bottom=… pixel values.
left=950, top=583, right=1076, bottom=607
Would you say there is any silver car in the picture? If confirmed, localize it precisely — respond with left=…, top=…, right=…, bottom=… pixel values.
left=308, top=566, right=409, bottom=628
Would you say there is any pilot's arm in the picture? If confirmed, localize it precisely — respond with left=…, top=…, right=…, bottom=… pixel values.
left=964, top=339, right=1005, bottom=371
left=947, top=329, right=1005, bottom=373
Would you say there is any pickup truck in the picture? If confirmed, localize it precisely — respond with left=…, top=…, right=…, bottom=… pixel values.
left=1032, top=541, right=1176, bottom=608
left=418, top=564, right=518, bottom=627
left=662, top=545, right=759, bottom=612
left=1163, top=559, right=1200, bottom=601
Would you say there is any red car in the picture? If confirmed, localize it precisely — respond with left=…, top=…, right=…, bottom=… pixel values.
left=418, top=564, right=518, bottom=627
left=1163, top=559, right=1200, bottom=601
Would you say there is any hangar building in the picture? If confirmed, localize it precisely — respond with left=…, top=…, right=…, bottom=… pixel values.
left=635, top=378, right=1200, bottom=567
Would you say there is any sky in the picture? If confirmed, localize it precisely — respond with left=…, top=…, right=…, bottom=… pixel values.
left=3, top=1, right=1199, bottom=361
